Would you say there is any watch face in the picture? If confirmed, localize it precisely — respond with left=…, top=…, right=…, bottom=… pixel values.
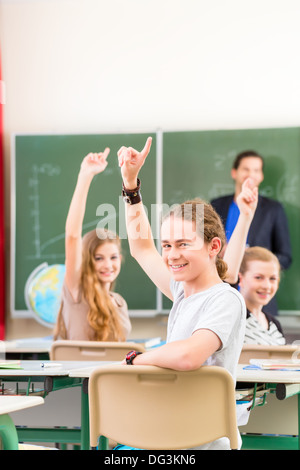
left=126, top=350, right=136, bottom=364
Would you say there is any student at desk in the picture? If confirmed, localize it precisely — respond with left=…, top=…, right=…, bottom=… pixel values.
left=219, top=181, right=285, bottom=345
left=54, top=149, right=131, bottom=342
left=238, top=246, right=285, bottom=345
left=117, top=137, right=257, bottom=450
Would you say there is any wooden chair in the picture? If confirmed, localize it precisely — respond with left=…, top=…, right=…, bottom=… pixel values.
left=50, top=340, right=145, bottom=361
left=88, top=364, right=239, bottom=450
left=239, top=344, right=300, bottom=364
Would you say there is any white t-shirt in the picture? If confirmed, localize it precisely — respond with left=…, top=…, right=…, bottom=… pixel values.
left=167, top=280, right=246, bottom=450
left=244, top=312, right=286, bottom=346
left=168, top=280, right=246, bottom=381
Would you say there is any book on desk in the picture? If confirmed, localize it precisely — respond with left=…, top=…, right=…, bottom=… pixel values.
left=0, top=361, right=22, bottom=370
left=249, top=359, right=300, bottom=371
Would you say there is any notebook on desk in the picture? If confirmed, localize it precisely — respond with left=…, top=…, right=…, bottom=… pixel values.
left=0, top=361, right=22, bottom=370
left=129, top=337, right=164, bottom=349
left=249, top=359, right=300, bottom=371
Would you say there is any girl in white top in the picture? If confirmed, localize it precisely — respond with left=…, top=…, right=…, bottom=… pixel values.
left=54, top=149, right=131, bottom=341
left=239, top=246, right=285, bottom=345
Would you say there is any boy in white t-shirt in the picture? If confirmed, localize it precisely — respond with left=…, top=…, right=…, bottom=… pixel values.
left=168, top=279, right=245, bottom=380
left=118, top=137, right=257, bottom=450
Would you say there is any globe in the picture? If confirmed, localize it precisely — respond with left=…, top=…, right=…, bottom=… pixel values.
left=25, top=264, right=66, bottom=327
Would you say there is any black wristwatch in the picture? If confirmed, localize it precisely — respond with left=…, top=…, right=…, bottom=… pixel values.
left=125, top=350, right=143, bottom=365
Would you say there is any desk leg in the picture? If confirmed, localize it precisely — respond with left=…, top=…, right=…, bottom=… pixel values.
left=0, top=414, right=19, bottom=450
left=81, top=379, right=90, bottom=450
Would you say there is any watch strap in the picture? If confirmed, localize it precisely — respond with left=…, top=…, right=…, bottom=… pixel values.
left=122, top=179, right=142, bottom=205
left=125, top=350, right=143, bottom=365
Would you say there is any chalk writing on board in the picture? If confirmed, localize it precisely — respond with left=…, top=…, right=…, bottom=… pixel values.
left=259, top=186, right=274, bottom=198
left=208, top=183, right=233, bottom=200
left=213, top=151, right=236, bottom=171
left=276, top=174, right=299, bottom=205
left=28, top=164, right=61, bottom=259
left=27, top=164, right=101, bottom=261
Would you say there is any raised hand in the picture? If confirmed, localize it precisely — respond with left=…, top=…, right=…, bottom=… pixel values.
left=236, top=177, right=258, bottom=218
left=117, top=137, right=152, bottom=188
left=80, top=148, right=110, bottom=176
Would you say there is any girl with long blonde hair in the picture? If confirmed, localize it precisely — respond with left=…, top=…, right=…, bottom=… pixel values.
left=54, top=149, right=131, bottom=341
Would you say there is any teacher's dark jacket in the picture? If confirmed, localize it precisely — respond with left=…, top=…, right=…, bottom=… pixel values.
left=211, top=194, right=292, bottom=270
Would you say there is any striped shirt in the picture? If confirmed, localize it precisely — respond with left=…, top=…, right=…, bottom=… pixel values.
left=244, top=310, right=286, bottom=345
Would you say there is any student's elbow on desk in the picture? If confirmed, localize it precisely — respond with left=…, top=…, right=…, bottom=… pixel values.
left=133, top=347, right=200, bottom=371
left=172, top=352, right=203, bottom=372
left=134, top=332, right=221, bottom=371
left=177, top=331, right=222, bottom=371
left=157, top=349, right=209, bottom=372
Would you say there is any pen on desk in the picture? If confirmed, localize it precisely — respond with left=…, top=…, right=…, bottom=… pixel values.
left=40, top=362, right=62, bottom=368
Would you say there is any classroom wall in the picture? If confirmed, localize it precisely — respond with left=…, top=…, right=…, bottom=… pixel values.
left=1, top=0, right=300, bottom=338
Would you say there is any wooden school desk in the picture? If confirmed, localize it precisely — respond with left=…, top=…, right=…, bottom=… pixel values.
left=0, top=396, right=44, bottom=450
left=2, top=337, right=52, bottom=360
left=2, top=337, right=161, bottom=361
left=237, top=364, right=300, bottom=450
left=0, top=360, right=115, bottom=449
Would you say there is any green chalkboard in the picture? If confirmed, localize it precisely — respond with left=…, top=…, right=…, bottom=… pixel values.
left=12, top=132, right=158, bottom=317
left=162, top=128, right=300, bottom=314
left=12, top=128, right=300, bottom=319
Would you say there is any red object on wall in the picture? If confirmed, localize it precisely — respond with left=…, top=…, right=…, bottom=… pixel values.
left=0, top=47, right=5, bottom=340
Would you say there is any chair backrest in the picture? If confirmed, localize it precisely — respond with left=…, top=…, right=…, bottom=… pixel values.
left=239, top=344, right=300, bottom=364
left=50, top=340, right=145, bottom=361
left=88, top=364, right=239, bottom=450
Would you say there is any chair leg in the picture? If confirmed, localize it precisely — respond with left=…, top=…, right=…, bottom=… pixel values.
left=98, top=435, right=109, bottom=450
left=0, top=414, right=19, bottom=450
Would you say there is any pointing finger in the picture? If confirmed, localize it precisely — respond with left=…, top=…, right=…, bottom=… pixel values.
left=242, top=177, right=255, bottom=189
left=101, top=147, right=110, bottom=160
left=140, top=137, right=152, bottom=158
